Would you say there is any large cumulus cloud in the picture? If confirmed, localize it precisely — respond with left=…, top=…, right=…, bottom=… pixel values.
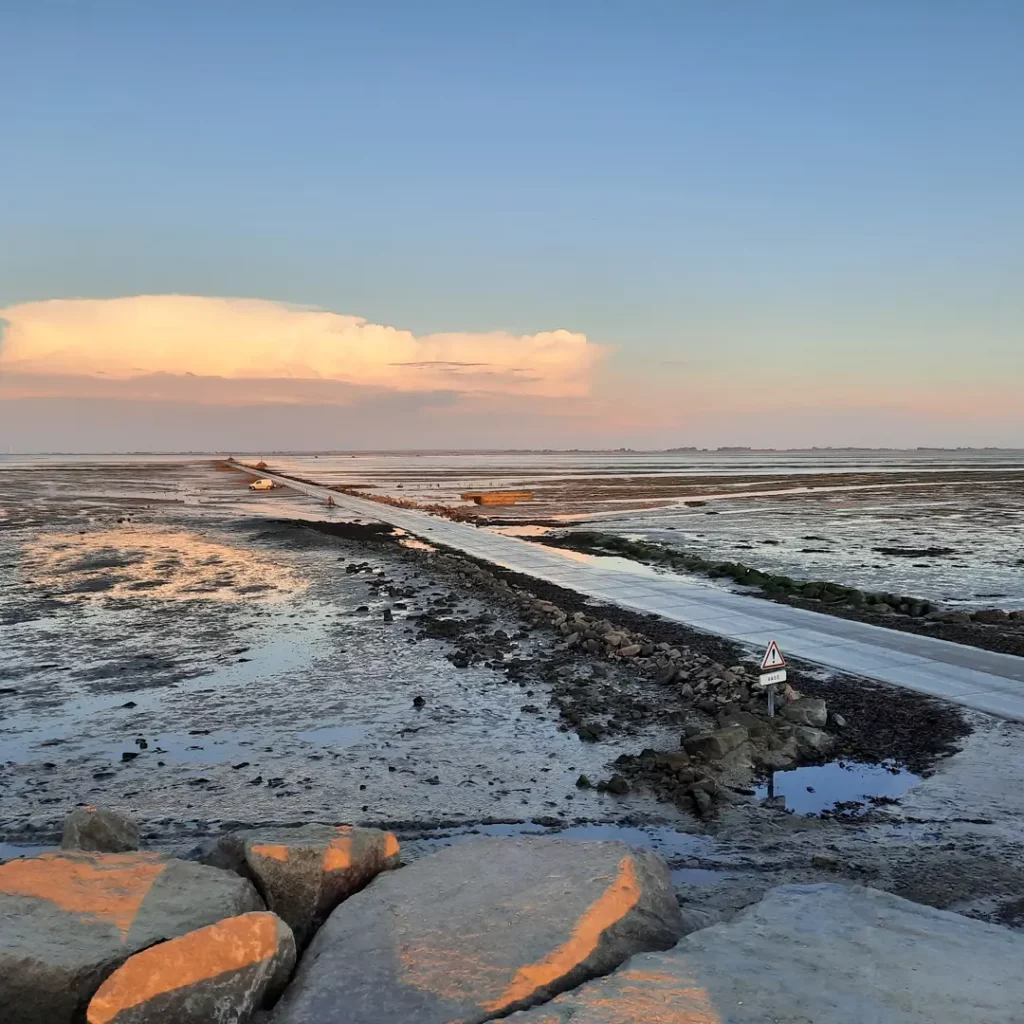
left=0, top=295, right=604, bottom=401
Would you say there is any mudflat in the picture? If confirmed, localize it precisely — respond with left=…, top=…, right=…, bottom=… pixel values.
left=2, top=457, right=1023, bottom=939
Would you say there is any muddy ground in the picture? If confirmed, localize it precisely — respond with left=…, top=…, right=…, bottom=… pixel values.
left=1, top=460, right=1023, bottom=932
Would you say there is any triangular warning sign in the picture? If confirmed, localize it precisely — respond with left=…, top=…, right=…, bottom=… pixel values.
left=760, top=640, right=786, bottom=671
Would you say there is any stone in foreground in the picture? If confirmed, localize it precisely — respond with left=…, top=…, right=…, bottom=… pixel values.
left=0, top=850, right=264, bottom=1024
left=62, top=805, right=140, bottom=853
left=87, top=911, right=295, bottom=1024
left=231, top=823, right=400, bottom=947
left=271, top=837, right=683, bottom=1024
left=505, top=883, right=1024, bottom=1024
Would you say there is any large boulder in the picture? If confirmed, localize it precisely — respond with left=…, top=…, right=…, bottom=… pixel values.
left=505, top=883, right=1024, bottom=1023
left=62, top=805, right=140, bottom=853
left=209, top=823, right=400, bottom=948
left=0, top=850, right=264, bottom=1024
left=86, top=912, right=295, bottom=1024
left=271, top=838, right=683, bottom=1024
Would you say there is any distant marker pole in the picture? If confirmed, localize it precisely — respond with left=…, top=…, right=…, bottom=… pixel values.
left=757, top=641, right=787, bottom=718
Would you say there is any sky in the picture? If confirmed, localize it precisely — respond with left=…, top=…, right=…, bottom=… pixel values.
left=1, top=1, right=1022, bottom=451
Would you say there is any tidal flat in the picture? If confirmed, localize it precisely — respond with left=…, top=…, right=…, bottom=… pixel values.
left=2, top=454, right=1024, bottom=930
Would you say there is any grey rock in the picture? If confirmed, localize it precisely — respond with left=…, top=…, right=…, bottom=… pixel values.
left=504, top=883, right=1024, bottom=1023
left=781, top=697, right=828, bottom=728
left=238, top=823, right=400, bottom=948
left=61, top=806, right=139, bottom=854
left=85, top=912, right=295, bottom=1024
left=271, top=838, right=683, bottom=1024
left=683, top=725, right=748, bottom=760
left=191, top=831, right=254, bottom=883
left=794, top=726, right=835, bottom=757
left=0, top=851, right=264, bottom=1024
left=678, top=906, right=722, bottom=933
left=973, top=608, right=1009, bottom=624
left=941, top=610, right=973, bottom=625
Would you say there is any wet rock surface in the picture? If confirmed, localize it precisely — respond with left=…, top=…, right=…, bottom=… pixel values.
left=205, top=823, right=400, bottom=948
left=0, top=850, right=264, bottom=1024
left=505, top=883, right=1024, bottom=1023
left=86, top=911, right=295, bottom=1024
left=270, top=837, right=683, bottom=1024
left=62, top=805, right=140, bottom=853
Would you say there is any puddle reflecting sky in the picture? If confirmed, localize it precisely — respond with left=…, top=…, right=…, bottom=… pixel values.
left=756, top=760, right=920, bottom=815
left=20, top=526, right=305, bottom=604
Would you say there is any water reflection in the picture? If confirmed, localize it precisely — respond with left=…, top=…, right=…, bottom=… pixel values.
left=21, top=527, right=305, bottom=603
left=756, top=760, right=919, bottom=815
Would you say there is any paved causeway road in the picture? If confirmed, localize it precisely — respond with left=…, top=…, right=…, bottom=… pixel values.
left=233, top=464, right=1024, bottom=722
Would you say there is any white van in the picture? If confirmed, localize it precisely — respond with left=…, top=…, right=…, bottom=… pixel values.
left=248, top=478, right=276, bottom=491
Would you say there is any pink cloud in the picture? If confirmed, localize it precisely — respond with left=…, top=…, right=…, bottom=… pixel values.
left=0, top=295, right=605, bottom=400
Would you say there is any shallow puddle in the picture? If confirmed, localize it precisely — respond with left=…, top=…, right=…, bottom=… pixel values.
left=296, top=725, right=366, bottom=748
left=0, top=843, right=57, bottom=862
left=541, top=546, right=680, bottom=581
left=400, top=821, right=714, bottom=865
left=755, top=760, right=920, bottom=815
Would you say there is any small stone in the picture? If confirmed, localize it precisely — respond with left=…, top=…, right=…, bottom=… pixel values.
left=690, top=788, right=714, bottom=816
left=684, top=725, right=749, bottom=760
left=654, top=752, right=691, bottom=771
left=412, top=695, right=426, bottom=707
left=812, top=853, right=841, bottom=871
left=973, top=609, right=1009, bottom=624
left=575, top=774, right=593, bottom=789
left=599, top=774, right=630, bottom=795
left=61, top=806, right=139, bottom=853
left=619, top=644, right=642, bottom=658
left=782, top=698, right=828, bottom=728
left=794, top=726, right=835, bottom=757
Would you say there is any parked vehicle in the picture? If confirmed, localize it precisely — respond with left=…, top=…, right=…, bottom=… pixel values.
left=248, top=478, right=277, bottom=491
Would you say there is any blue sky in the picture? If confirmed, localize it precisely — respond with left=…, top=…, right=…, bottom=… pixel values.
left=2, top=2, right=1022, bottom=449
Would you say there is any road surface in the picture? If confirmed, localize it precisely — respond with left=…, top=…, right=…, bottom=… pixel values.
left=231, top=463, right=1024, bottom=722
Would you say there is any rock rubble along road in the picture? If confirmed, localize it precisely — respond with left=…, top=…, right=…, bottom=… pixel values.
left=230, top=464, right=1024, bottom=723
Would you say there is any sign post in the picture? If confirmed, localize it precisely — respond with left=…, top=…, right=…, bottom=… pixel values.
left=756, top=640, right=787, bottom=717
